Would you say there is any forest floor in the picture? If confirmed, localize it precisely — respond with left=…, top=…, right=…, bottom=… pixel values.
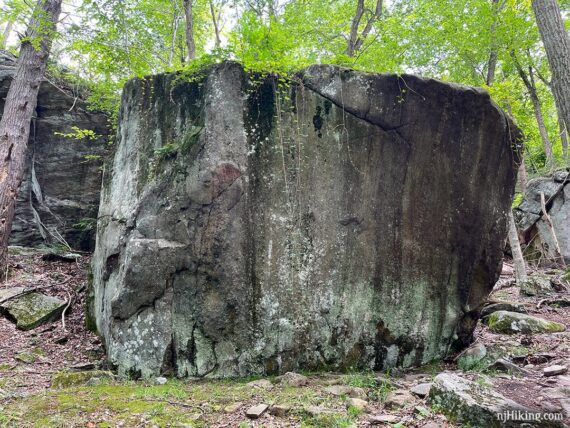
left=0, top=248, right=568, bottom=427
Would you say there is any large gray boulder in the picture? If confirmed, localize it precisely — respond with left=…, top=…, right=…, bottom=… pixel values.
left=514, top=171, right=570, bottom=264
left=0, top=51, right=110, bottom=250
left=91, top=62, right=521, bottom=378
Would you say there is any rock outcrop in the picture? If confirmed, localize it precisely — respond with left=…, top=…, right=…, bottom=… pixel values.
left=515, top=171, right=570, bottom=265
left=0, top=51, right=110, bottom=250
left=91, top=62, right=521, bottom=378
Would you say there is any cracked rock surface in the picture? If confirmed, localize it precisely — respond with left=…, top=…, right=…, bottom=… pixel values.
left=91, top=62, right=521, bottom=378
left=0, top=52, right=110, bottom=250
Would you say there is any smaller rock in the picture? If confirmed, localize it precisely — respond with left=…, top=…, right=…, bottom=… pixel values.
left=487, top=358, right=531, bottom=376
left=484, top=311, right=566, bottom=335
left=41, top=252, right=82, bottom=262
left=553, top=170, right=569, bottom=183
left=481, top=301, right=526, bottom=318
left=320, top=376, right=343, bottom=386
left=223, top=402, right=243, bottom=413
left=456, top=342, right=487, bottom=370
left=304, top=406, right=329, bottom=417
left=545, top=299, right=570, bottom=308
left=0, top=290, right=67, bottom=330
left=369, top=414, right=399, bottom=424
left=277, top=371, right=308, bottom=387
left=323, top=385, right=365, bottom=398
left=85, top=377, right=102, bottom=386
left=520, top=273, right=555, bottom=296
left=346, top=397, right=368, bottom=411
left=543, top=365, right=568, bottom=377
left=247, top=379, right=273, bottom=389
left=246, top=403, right=269, bottom=419
left=54, top=336, right=68, bottom=345
left=51, top=370, right=113, bottom=388
left=401, top=373, right=430, bottom=383
left=384, top=389, right=415, bottom=409
left=269, top=404, right=291, bottom=417
left=428, top=372, right=533, bottom=427
left=410, top=383, right=432, bottom=398
left=154, top=376, right=168, bottom=385
left=69, top=362, right=95, bottom=371
left=15, top=352, right=37, bottom=364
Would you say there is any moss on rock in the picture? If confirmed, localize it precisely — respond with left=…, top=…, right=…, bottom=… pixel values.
left=51, top=370, right=114, bottom=389
left=485, top=311, right=565, bottom=335
left=1, top=291, right=66, bottom=330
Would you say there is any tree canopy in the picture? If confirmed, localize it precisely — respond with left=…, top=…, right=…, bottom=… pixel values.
left=1, top=0, right=568, bottom=173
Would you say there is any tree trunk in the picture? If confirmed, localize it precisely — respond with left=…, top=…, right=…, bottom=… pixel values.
left=346, top=0, right=383, bottom=57
left=512, top=54, right=555, bottom=170
left=209, top=0, right=222, bottom=48
left=508, top=210, right=528, bottom=285
left=168, top=8, right=181, bottom=66
left=485, top=0, right=505, bottom=86
left=558, top=110, right=568, bottom=163
left=1, top=21, right=13, bottom=49
left=346, top=0, right=365, bottom=57
left=183, top=0, right=196, bottom=61
left=0, top=0, right=62, bottom=277
left=532, top=0, right=570, bottom=142
left=518, top=159, right=528, bottom=193
left=530, top=92, right=555, bottom=170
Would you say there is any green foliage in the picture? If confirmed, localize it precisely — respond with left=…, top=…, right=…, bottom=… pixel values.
left=345, top=369, right=394, bottom=402
left=73, top=217, right=97, bottom=232
left=457, top=356, right=488, bottom=372
left=54, top=126, right=99, bottom=141
left=301, top=412, right=355, bottom=428
left=5, top=0, right=565, bottom=174
left=154, top=143, right=179, bottom=160
left=81, top=154, right=103, bottom=164
left=512, top=193, right=524, bottom=208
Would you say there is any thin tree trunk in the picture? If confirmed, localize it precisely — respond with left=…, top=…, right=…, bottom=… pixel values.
left=0, top=0, right=63, bottom=277
left=485, top=0, right=505, bottom=86
left=347, top=0, right=383, bottom=57
left=508, top=210, right=528, bottom=285
left=530, top=92, right=555, bottom=170
left=346, top=0, right=365, bottom=57
left=353, top=0, right=383, bottom=53
left=183, top=0, right=196, bottom=61
left=532, top=0, right=570, bottom=142
left=518, top=159, right=528, bottom=193
left=512, top=54, right=555, bottom=170
left=486, top=51, right=498, bottom=86
left=169, top=7, right=181, bottom=66
left=1, top=21, right=13, bottom=49
left=209, top=0, right=222, bottom=48
left=558, top=111, right=568, bottom=163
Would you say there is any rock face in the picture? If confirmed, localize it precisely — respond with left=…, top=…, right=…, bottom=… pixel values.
left=91, top=62, right=520, bottom=378
left=515, top=171, right=570, bottom=265
left=0, top=51, right=110, bottom=250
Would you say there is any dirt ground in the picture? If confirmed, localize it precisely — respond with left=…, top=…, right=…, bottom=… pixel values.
left=0, top=251, right=568, bottom=427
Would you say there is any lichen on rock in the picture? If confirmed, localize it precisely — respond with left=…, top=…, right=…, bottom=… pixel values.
left=91, top=62, right=521, bottom=378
